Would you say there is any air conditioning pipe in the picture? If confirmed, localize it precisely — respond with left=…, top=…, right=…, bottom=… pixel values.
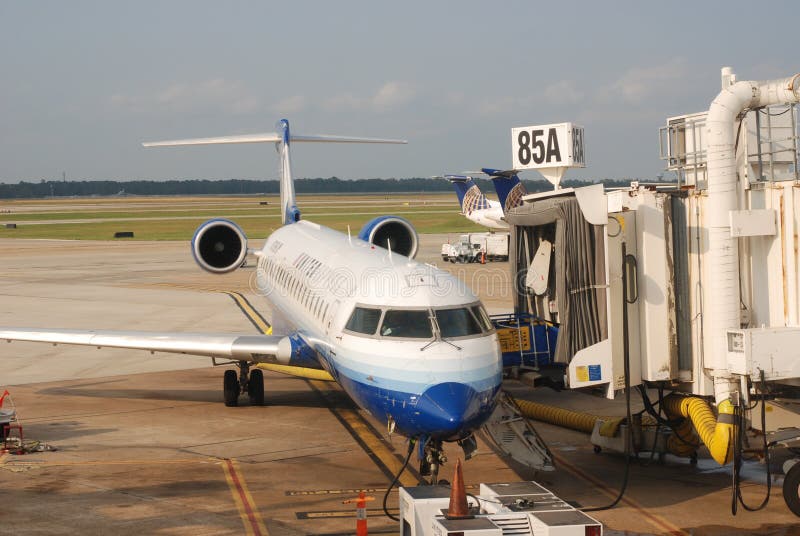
left=697, top=68, right=800, bottom=464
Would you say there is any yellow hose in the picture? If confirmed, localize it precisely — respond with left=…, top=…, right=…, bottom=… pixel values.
left=662, top=395, right=734, bottom=465
left=514, top=397, right=699, bottom=459
left=255, top=363, right=335, bottom=381
left=514, top=399, right=600, bottom=434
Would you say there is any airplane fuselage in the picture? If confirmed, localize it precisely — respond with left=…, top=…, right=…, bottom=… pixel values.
left=256, top=220, right=503, bottom=440
left=464, top=202, right=508, bottom=230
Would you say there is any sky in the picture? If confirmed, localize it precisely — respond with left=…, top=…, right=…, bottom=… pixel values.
left=1, top=1, right=798, bottom=184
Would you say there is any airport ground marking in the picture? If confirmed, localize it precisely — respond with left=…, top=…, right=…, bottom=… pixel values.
left=20, top=458, right=214, bottom=466
left=222, top=458, right=270, bottom=536
left=286, top=484, right=478, bottom=496
left=552, top=453, right=689, bottom=536
left=224, top=291, right=272, bottom=335
left=295, top=508, right=399, bottom=520
left=309, top=380, right=420, bottom=488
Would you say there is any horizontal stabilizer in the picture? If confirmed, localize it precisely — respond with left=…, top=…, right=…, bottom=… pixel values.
left=143, top=133, right=281, bottom=147
left=289, top=134, right=407, bottom=144
left=144, top=133, right=406, bottom=148
left=442, top=174, right=474, bottom=183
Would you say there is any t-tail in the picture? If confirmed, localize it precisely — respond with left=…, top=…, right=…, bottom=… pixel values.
left=444, top=175, right=490, bottom=215
left=143, top=119, right=406, bottom=225
left=482, top=168, right=527, bottom=214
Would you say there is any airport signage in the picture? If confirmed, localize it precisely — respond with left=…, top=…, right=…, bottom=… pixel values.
left=511, top=122, right=585, bottom=170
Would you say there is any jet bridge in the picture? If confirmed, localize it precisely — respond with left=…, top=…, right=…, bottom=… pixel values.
left=503, top=68, right=800, bottom=516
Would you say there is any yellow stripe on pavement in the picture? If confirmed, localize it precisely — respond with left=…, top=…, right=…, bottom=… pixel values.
left=222, top=458, right=269, bottom=536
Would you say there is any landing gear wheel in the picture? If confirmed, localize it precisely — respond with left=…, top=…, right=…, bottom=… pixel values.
left=223, top=369, right=239, bottom=407
left=783, top=461, right=800, bottom=517
left=248, top=369, right=265, bottom=406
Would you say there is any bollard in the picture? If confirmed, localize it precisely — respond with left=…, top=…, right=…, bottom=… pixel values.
left=342, top=490, right=374, bottom=536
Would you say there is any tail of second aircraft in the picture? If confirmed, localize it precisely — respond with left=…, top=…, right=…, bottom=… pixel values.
left=144, top=120, right=406, bottom=225
left=482, top=168, right=527, bottom=214
left=445, top=175, right=491, bottom=215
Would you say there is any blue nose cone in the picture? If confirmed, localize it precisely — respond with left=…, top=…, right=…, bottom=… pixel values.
left=415, top=382, right=492, bottom=440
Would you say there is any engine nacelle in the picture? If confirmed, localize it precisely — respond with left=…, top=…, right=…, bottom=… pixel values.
left=191, top=219, right=248, bottom=274
left=357, top=215, right=419, bottom=259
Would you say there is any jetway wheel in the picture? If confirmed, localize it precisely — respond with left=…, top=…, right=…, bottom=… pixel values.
left=784, top=460, right=800, bottom=517
left=223, top=369, right=239, bottom=407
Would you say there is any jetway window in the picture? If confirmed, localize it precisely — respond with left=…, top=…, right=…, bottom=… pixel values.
left=345, top=307, right=382, bottom=335
left=435, top=308, right=483, bottom=338
left=380, top=310, right=433, bottom=338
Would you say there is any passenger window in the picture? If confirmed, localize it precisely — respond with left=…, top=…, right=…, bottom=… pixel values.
left=380, top=310, right=433, bottom=338
left=345, top=307, right=382, bottom=335
left=470, top=305, right=494, bottom=332
left=435, top=308, right=483, bottom=337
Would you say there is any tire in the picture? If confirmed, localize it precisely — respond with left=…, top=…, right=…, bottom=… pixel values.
left=784, top=461, right=800, bottom=517
left=248, top=369, right=265, bottom=406
left=223, top=369, right=239, bottom=407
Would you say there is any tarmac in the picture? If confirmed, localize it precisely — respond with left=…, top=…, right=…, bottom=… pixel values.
left=1, top=235, right=799, bottom=535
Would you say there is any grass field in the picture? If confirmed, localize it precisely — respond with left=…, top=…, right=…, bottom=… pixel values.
left=0, top=193, right=487, bottom=240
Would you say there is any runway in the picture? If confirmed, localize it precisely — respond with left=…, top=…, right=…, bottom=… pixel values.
left=1, top=237, right=798, bottom=535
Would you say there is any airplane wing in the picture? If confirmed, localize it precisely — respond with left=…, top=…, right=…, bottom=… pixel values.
left=0, top=328, right=283, bottom=362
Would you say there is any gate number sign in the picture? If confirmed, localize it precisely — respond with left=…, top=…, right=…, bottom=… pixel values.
left=511, top=122, right=585, bottom=171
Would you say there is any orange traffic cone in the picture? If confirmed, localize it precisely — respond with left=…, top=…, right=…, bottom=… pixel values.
left=343, top=491, right=374, bottom=536
left=445, top=459, right=473, bottom=520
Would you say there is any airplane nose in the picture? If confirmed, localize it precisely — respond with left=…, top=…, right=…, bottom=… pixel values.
left=415, top=382, right=490, bottom=439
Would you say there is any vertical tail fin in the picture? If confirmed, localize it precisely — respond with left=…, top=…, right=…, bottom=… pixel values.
left=275, top=120, right=301, bottom=224
left=444, top=175, right=490, bottom=215
left=144, top=120, right=406, bottom=226
left=482, top=168, right=527, bottom=214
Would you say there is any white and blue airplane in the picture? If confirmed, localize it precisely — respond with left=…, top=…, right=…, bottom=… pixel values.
left=0, top=120, right=504, bottom=480
left=443, top=174, right=508, bottom=230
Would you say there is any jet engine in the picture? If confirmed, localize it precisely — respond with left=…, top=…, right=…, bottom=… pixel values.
left=191, top=218, right=248, bottom=274
left=358, top=215, right=419, bottom=259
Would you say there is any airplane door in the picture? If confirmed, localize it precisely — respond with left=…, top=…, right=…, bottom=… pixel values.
left=326, top=300, right=340, bottom=336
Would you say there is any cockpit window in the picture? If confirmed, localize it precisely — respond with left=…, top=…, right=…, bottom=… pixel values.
left=345, top=307, right=382, bottom=335
left=435, top=308, right=483, bottom=338
left=380, top=309, right=433, bottom=338
left=470, top=304, right=494, bottom=332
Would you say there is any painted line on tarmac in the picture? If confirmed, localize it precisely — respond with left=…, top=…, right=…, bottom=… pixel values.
left=286, top=484, right=478, bottom=496
left=0, top=453, right=9, bottom=465
left=287, top=487, right=393, bottom=496
left=309, top=380, right=420, bottom=488
left=224, top=291, right=272, bottom=335
left=552, top=453, right=689, bottom=536
left=223, top=458, right=269, bottom=536
left=295, top=508, right=399, bottom=520
left=15, top=458, right=214, bottom=467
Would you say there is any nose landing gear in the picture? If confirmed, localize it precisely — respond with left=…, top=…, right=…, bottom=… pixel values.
left=223, top=361, right=265, bottom=407
left=419, top=438, right=447, bottom=484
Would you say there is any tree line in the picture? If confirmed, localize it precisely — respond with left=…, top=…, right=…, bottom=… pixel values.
left=0, top=176, right=657, bottom=199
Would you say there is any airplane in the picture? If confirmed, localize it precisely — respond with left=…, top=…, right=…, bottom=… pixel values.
left=443, top=174, right=508, bottom=230
left=0, top=120, right=504, bottom=482
left=478, top=168, right=528, bottom=214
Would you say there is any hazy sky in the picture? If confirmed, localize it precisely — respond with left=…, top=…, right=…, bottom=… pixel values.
left=1, top=1, right=798, bottom=183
